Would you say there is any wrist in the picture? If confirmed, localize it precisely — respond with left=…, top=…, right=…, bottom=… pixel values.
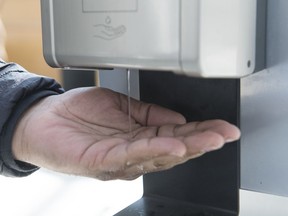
left=12, top=97, right=46, bottom=163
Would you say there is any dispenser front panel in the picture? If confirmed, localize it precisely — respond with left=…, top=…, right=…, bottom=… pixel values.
left=41, top=0, right=264, bottom=77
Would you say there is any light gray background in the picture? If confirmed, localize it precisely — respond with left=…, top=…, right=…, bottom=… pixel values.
left=241, top=0, right=288, bottom=197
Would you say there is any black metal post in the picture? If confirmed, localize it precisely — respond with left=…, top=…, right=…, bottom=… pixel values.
left=115, top=71, right=240, bottom=216
left=62, top=69, right=96, bottom=90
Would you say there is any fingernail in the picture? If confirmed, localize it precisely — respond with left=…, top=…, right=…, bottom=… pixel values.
left=204, top=143, right=224, bottom=152
left=226, top=139, right=235, bottom=143
left=225, top=137, right=239, bottom=143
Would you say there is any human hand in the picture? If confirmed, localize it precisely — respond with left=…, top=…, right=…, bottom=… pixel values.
left=12, top=87, right=240, bottom=180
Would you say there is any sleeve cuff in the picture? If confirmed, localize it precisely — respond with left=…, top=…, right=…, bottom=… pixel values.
left=0, top=90, right=60, bottom=177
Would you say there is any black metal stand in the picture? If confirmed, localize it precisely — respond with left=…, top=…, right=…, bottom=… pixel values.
left=62, top=69, right=95, bottom=90
left=115, top=71, right=240, bottom=216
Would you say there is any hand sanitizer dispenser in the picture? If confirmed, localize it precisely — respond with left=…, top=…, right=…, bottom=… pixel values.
left=40, top=1, right=269, bottom=215
left=41, top=0, right=266, bottom=78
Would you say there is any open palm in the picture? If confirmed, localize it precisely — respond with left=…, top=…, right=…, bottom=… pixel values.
left=13, top=87, right=240, bottom=180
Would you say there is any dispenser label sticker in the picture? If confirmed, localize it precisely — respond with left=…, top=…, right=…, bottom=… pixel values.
left=83, top=0, right=138, bottom=13
left=93, top=23, right=126, bottom=40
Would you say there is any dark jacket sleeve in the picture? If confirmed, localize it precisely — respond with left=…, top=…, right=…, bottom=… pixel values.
left=0, top=60, right=64, bottom=177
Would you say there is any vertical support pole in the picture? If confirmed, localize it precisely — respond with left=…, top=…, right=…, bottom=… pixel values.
left=116, top=71, right=240, bottom=216
left=62, top=69, right=96, bottom=90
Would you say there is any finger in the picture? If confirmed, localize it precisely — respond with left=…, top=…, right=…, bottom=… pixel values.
left=154, top=120, right=240, bottom=143
left=142, top=104, right=186, bottom=126
left=120, top=155, right=185, bottom=180
left=178, top=120, right=241, bottom=142
left=96, top=137, right=187, bottom=175
left=182, top=130, right=228, bottom=157
left=119, top=94, right=186, bottom=126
